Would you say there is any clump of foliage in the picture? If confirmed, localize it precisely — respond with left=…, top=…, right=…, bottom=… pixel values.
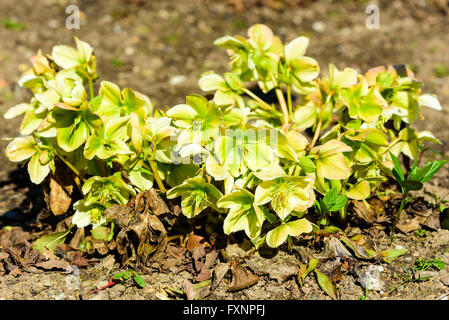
left=4, top=25, right=446, bottom=251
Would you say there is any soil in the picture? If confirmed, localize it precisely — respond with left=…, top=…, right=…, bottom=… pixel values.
left=1, top=0, right=449, bottom=300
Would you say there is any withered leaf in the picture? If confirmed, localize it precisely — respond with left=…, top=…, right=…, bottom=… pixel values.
left=212, top=262, right=231, bottom=291
left=187, top=234, right=208, bottom=252
left=167, top=244, right=187, bottom=259
left=48, top=176, right=73, bottom=216
left=352, top=200, right=375, bottom=224
left=70, top=251, right=89, bottom=267
left=318, top=258, right=343, bottom=284
left=228, top=260, right=258, bottom=292
left=0, top=252, right=9, bottom=260
left=183, top=279, right=196, bottom=300
left=36, top=258, right=70, bottom=270
left=131, top=189, right=179, bottom=231
left=116, top=210, right=167, bottom=269
left=396, top=217, right=421, bottom=233
left=90, top=238, right=109, bottom=255
left=43, top=163, right=74, bottom=216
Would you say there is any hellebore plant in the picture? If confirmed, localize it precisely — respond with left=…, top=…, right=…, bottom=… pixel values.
left=4, top=25, right=446, bottom=250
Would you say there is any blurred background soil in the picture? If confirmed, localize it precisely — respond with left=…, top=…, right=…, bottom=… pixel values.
left=0, top=0, right=449, bottom=300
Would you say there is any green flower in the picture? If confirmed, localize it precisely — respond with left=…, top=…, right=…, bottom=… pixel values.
left=254, top=175, right=315, bottom=220
left=217, top=189, right=264, bottom=239
left=166, top=176, right=223, bottom=218
left=266, top=218, right=313, bottom=248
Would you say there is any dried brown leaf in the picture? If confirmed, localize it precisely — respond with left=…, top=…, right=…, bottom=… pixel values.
left=228, top=260, right=258, bottom=292
left=352, top=200, right=376, bottom=224
left=187, top=234, right=208, bottom=252
left=36, top=258, right=70, bottom=270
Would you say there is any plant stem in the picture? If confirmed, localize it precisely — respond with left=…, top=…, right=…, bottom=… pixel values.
left=339, top=182, right=348, bottom=221
left=95, top=158, right=108, bottom=177
left=147, top=160, right=166, bottom=193
left=275, top=88, right=289, bottom=125
left=54, top=153, right=84, bottom=192
left=242, top=88, right=274, bottom=111
left=241, top=172, right=255, bottom=189
left=287, top=84, right=293, bottom=118
left=390, top=191, right=409, bottom=241
left=380, top=138, right=400, bottom=156
left=88, top=77, right=94, bottom=100
left=309, top=118, right=322, bottom=149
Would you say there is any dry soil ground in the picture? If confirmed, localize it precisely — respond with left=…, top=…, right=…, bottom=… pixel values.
left=1, top=0, right=449, bottom=300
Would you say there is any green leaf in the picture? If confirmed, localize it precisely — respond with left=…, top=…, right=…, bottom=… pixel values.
left=380, top=249, right=408, bottom=263
left=401, top=180, right=423, bottom=192
left=33, top=229, right=71, bottom=252
left=5, top=136, right=37, bottom=162
left=128, top=167, right=154, bottom=191
left=266, top=223, right=289, bottom=248
left=57, top=119, right=89, bottom=152
left=91, top=224, right=114, bottom=241
left=133, top=275, right=146, bottom=288
left=298, top=156, right=316, bottom=173
left=417, top=160, right=447, bottom=183
left=266, top=219, right=313, bottom=248
left=389, top=151, right=404, bottom=182
left=166, top=176, right=223, bottom=218
left=346, top=181, right=371, bottom=200
left=315, top=270, right=337, bottom=300
left=340, top=236, right=377, bottom=259
left=198, top=73, right=226, bottom=91
left=28, top=153, right=50, bottom=184
left=298, top=258, right=319, bottom=284
left=322, top=187, right=348, bottom=211
left=113, top=273, right=124, bottom=280
left=224, top=72, right=244, bottom=91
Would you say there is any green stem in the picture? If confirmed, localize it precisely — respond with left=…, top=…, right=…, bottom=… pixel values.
left=242, top=88, right=274, bottom=111
left=380, top=138, right=401, bottom=156
left=287, top=84, right=293, bottom=118
left=241, top=172, right=255, bottom=189
left=55, top=153, right=82, bottom=180
left=339, top=182, right=348, bottom=220
left=147, top=160, right=166, bottom=193
left=95, top=158, right=108, bottom=177
left=275, top=88, right=289, bottom=125
left=309, top=118, right=322, bottom=149
left=54, top=153, right=84, bottom=193
left=88, top=77, right=94, bottom=100
left=390, top=191, right=409, bottom=241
